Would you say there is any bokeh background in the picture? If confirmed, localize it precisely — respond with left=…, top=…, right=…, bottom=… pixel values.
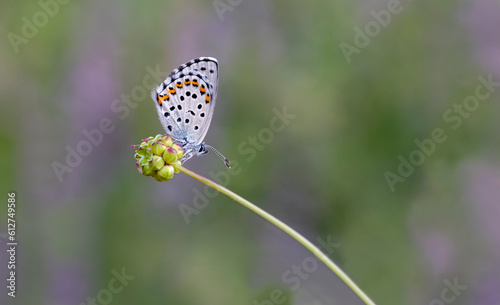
left=1, top=0, right=499, bottom=304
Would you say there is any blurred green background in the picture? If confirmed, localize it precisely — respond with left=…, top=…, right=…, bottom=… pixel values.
left=1, top=0, right=499, bottom=304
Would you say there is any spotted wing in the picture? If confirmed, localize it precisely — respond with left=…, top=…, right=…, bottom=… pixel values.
left=152, top=71, right=215, bottom=144
left=151, top=57, right=219, bottom=144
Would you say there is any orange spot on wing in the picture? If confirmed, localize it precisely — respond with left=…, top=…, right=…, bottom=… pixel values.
left=184, top=80, right=191, bottom=85
left=205, top=95, right=211, bottom=103
left=168, top=88, right=176, bottom=94
left=158, top=94, right=169, bottom=106
left=192, top=81, right=199, bottom=87
left=200, top=87, right=206, bottom=93
left=176, top=83, right=183, bottom=88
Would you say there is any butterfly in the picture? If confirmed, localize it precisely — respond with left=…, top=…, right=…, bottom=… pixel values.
left=151, top=57, right=230, bottom=168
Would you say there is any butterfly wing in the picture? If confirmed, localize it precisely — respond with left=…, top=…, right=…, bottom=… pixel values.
left=151, top=57, right=219, bottom=145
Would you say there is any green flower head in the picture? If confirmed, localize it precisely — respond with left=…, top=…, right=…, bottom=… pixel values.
left=131, top=134, right=184, bottom=182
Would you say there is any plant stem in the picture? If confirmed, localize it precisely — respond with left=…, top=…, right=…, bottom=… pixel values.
left=173, top=164, right=376, bottom=305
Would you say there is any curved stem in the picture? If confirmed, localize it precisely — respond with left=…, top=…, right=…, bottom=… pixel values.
left=173, top=164, right=376, bottom=305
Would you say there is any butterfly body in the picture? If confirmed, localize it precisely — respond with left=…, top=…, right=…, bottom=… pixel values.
left=151, top=57, right=229, bottom=167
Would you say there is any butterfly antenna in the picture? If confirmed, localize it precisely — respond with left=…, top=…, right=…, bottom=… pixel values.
left=204, top=144, right=231, bottom=169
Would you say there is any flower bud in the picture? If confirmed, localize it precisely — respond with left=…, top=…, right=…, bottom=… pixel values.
left=161, top=135, right=173, bottom=147
left=151, top=140, right=167, bottom=155
left=141, top=162, right=155, bottom=176
left=156, top=164, right=175, bottom=181
left=135, top=147, right=147, bottom=157
left=172, top=160, right=182, bottom=174
left=151, top=155, right=165, bottom=171
left=163, top=147, right=178, bottom=164
left=172, top=144, right=184, bottom=159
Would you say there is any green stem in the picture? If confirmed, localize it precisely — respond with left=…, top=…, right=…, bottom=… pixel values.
left=173, top=164, right=376, bottom=305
